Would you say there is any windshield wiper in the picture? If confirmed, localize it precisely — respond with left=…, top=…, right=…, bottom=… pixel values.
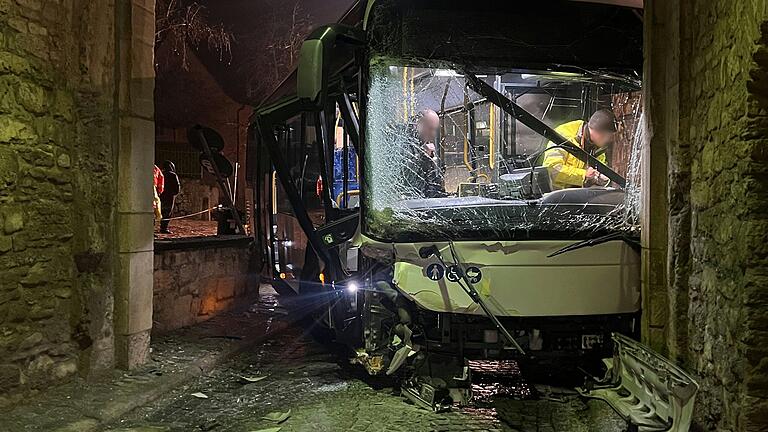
left=463, top=72, right=627, bottom=188
left=547, top=231, right=640, bottom=258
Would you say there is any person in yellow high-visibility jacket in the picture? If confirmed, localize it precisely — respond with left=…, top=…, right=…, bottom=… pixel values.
left=542, top=109, right=617, bottom=190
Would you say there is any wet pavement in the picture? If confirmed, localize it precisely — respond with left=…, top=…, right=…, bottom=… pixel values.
left=103, top=288, right=628, bottom=432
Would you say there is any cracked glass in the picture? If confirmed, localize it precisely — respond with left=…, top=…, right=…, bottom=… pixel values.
left=363, top=60, right=643, bottom=242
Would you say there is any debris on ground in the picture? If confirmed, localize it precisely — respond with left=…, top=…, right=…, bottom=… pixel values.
left=261, top=409, right=291, bottom=423
left=191, top=392, right=209, bottom=399
left=240, top=375, right=269, bottom=383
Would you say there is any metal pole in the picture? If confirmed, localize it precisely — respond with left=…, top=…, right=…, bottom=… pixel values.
left=196, top=129, right=247, bottom=235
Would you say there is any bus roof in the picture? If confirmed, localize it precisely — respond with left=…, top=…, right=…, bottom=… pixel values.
left=257, top=0, right=642, bottom=109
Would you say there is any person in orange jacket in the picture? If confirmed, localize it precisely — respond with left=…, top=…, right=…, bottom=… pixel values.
left=153, top=164, right=164, bottom=223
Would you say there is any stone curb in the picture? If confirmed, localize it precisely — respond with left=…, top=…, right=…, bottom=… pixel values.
left=51, top=324, right=283, bottom=432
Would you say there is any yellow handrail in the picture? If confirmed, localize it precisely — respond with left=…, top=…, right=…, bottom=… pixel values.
left=402, top=67, right=409, bottom=122
left=336, top=190, right=361, bottom=207
left=271, top=171, right=277, bottom=214
left=489, top=104, right=496, bottom=169
left=463, top=92, right=473, bottom=175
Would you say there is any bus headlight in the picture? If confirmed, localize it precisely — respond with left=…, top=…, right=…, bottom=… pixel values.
left=347, top=281, right=359, bottom=294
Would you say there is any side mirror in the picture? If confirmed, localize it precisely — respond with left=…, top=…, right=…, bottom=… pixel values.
left=297, top=39, right=324, bottom=105
left=296, top=24, right=364, bottom=109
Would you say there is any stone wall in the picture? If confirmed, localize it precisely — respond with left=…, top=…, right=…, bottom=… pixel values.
left=0, top=0, right=121, bottom=400
left=153, top=240, right=256, bottom=333
left=0, top=0, right=156, bottom=401
left=646, top=0, right=768, bottom=430
left=172, top=177, right=219, bottom=220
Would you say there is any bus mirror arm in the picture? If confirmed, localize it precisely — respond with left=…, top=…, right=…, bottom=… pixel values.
left=462, top=72, right=627, bottom=189
left=422, top=243, right=526, bottom=355
left=297, top=25, right=365, bottom=109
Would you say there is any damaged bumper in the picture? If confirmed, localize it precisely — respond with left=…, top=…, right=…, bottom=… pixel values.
left=578, top=333, right=698, bottom=432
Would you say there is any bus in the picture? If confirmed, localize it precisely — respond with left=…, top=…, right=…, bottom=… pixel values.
left=248, top=1, right=695, bottom=424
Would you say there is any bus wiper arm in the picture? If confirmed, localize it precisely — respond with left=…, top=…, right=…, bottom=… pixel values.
left=547, top=232, right=640, bottom=258
left=420, top=244, right=526, bottom=355
left=463, top=72, right=627, bottom=189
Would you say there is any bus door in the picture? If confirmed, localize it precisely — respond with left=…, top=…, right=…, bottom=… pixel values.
left=255, top=94, right=361, bottom=291
left=269, top=113, right=325, bottom=291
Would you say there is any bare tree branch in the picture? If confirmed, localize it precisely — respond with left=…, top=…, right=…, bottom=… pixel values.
left=155, top=0, right=234, bottom=73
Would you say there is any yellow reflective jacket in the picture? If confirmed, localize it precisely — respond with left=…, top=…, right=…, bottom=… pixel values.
left=542, top=120, right=607, bottom=190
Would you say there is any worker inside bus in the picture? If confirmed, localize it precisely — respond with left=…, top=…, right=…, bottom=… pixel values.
left=542, top=109, right=617, bottom=190
left=405, top=109, right=446, bottom=198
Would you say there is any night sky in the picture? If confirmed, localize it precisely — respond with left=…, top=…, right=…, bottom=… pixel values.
left=191, top=0, right=357, bottom=105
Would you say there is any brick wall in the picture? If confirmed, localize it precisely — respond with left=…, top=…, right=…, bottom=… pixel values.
left=647, top=0, right=768, bottom=430
left=153, top=241, right=256, bottom=333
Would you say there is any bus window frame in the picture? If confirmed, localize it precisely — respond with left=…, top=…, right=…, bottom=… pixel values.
left=255, top=84, right=363, bottom=282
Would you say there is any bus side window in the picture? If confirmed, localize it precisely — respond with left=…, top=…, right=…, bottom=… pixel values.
left=333, top=110, right=360, bottom=208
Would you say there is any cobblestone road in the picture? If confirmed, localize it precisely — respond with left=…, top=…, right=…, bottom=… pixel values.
left=105, top=289, right=627, bottom=432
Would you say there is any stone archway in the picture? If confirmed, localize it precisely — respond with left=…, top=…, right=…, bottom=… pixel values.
left=112, top=0, right=157, bottom=370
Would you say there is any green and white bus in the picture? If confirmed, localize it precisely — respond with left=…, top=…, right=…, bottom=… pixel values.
left=249, top=1, right=696, bottom=421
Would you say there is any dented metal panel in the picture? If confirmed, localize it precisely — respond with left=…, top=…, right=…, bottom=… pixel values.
left=579, top=333, right=699, bottom=431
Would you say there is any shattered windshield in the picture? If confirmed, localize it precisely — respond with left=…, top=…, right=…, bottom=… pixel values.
left=364, top=60, right=643, bottom=242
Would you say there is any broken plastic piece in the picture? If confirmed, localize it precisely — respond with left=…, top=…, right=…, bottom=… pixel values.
left=578, top=333, right=699, bottom=432
left=240, top=375, right=269, bottom=383
left=261, top=409, right=291, bottom=423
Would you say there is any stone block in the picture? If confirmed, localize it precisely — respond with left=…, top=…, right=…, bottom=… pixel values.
left=115, top=250, right=153, bottom=335
left=115, top=330, right=150, bottom=370
left=130, top=78, right=154, bottom=119
left=153, top=269, right=175, bottom=295
left=27, top=21, right=46, bottom=36
left=0, top=364, right=20, bottom=390
left=16, top=0, right=42, bottom=11
left=18, top=332, right=42, bottom=350
left=199, top=293, right=218, bottom=316
left=171, top=294, right=194, bottom=328
left=0, top=147, right=18, bottom=188
left=51, top=90, right=74, bottom=122
left=0, top=117, right=37, bottom=142
left=7, top=17, right=28, bottom=33
left=20, top=261, right=48, bottom=286
left=0, top=52, right=31, bottom=75
left=53, top=358, right=77, bottom=379
left=56, top=153, right=70, bottom=168
left=216, top=276, right=235, bottom=300
left=117, top=117, right=154, bottom=214
left=647, top=327, right=667, bottom=356
left=2, top=206, right=23, bottom=235
left=117, top=212, right=153, bottom=254
left=0, top=235, right=11, bottom=253
left=27, top=354, right=54, bottom=379
left=649, top=290, right=669, bottom=327
left=16, top=81, right=46, bottom=113
left=234, top=276, right=248, bottom=297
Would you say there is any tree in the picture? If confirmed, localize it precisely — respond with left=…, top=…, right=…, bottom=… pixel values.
left=237, top=0, right=312, bottom=102
left=155, top=0, right=233, bottom=73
